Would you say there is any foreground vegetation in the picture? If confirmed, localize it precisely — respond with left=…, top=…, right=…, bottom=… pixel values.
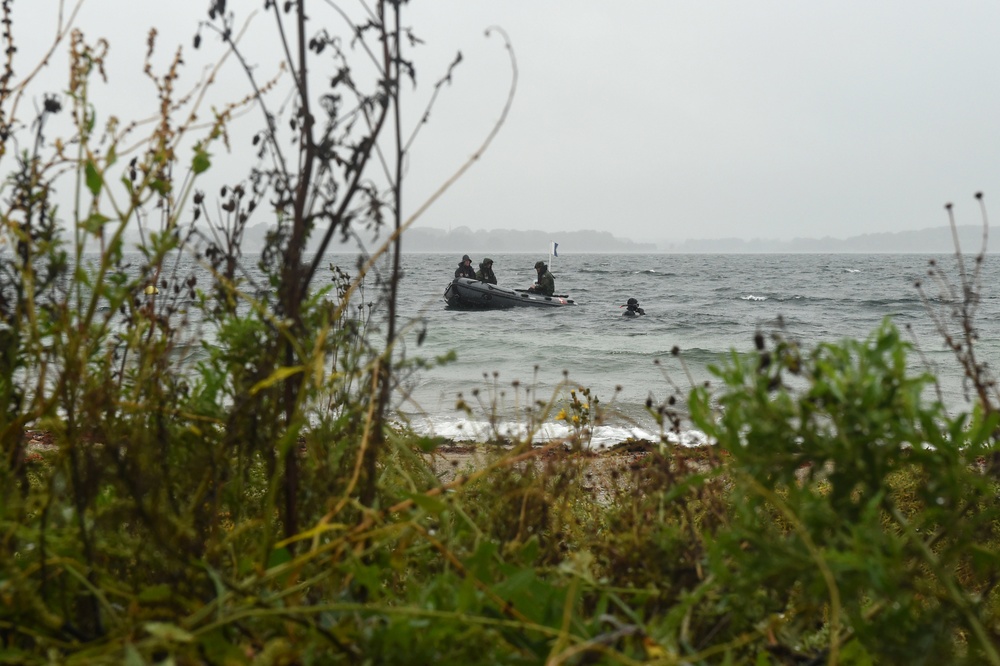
left=3, top=2, right=1000, bottom=663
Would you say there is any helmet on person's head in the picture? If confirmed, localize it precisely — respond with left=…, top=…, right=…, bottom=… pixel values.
left=534, top=261, right=546, bottom=270
left=462, top=254, right=471, bottom=262
left=482, top=258, right=493, bottom=266
left=627, top=298, right=639, bottom=306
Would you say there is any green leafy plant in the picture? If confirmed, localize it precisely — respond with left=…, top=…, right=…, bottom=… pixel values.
left=688, top=319, right=1000, bottom=663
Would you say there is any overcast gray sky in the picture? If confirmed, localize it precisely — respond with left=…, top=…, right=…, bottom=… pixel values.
left=15, top=1, right=1000, bottom=244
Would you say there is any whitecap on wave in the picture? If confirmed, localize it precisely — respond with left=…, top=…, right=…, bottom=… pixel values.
left=406, top=416, right=710, bottom=450
left=741, top=294, right=767, bottom=301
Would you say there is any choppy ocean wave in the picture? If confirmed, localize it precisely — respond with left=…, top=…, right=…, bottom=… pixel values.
left=398, top=252, right=996, bottom=440
left=77, top=251, right=997, bottom=445
left=404, top=415, right=710, bottom=450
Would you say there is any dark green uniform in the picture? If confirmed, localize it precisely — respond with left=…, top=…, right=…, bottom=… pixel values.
left=529, top=261, right=555, bottom=296
left=476, top=258, right=497, bottom=284
left=535, top=270, right=555, bottom=296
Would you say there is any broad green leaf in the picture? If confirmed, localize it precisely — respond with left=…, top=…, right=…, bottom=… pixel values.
left=85, top=160, right=102, bottom=196
left=197, top=629, right=248, bottom=665
left=123, top=644, right=146, bottom=666
left=518, top=536, right=540, bottom=564
left=492, top=567, right=567, bottom=628
left=80, top=212, right=111, bottom=234
left=465, top=540, right=499, bottom=582
left=192, top=146, right=211, bottom=174
left=838, top=638, right=875, bottom=665
left=266, top=547, right=296, bottom=587
left=342, top=561, right=384, bottom=597
left=267, top=547, right=292, bottom=570
left=149, top=178, right=171, bottom=196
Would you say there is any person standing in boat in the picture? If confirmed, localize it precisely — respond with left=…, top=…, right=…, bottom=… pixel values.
left=527, top=260, right=555, bottom=296
left=476, top=258, right=497, bottom=284
left=455, top=254, right=476, bottom=279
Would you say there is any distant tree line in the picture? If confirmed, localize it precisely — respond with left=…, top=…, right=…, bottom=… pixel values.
left=130, top=222, right=993, bottom=255
left=229, top=224, right=659, bottom=253
left=664, top=224, right=993, bottom=253
left=404, top=226, right=658, bottom=253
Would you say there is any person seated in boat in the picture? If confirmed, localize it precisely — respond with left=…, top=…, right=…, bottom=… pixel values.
left=476, top=258, right=497, bottom=284
left=622, top=297, right=645, bottom=316
left=527, top=260, right=555, bottom=296
left=455, top=254, right=476, bottom=279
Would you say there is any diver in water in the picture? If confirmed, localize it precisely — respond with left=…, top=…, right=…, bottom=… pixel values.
left=622, top=297, right=645, bottom=317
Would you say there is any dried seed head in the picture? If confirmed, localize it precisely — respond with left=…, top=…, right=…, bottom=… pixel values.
left=43, top=95, right=62, bottom=114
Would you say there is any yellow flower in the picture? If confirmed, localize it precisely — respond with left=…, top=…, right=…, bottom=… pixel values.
left=572, top=415, right=580, bottom=424
left=556, top=409, right=567, bottom=420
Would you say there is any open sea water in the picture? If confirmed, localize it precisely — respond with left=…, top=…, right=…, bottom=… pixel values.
left=108, top=251, right=1000, bottom=448
left=381, top=252, right=1000, bottom=447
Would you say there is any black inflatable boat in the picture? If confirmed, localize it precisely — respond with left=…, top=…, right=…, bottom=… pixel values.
left=443, top=278, right=578, bottom=309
